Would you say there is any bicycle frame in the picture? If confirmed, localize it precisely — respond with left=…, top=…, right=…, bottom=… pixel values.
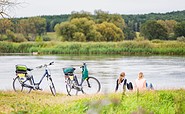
left=22, top=63, right=53, bottom=90
left=72, top=63, right=89, bottom=86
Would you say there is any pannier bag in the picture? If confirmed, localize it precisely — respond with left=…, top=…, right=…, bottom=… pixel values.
left=16, top=64, right=27, bottom=73
left=63, top=67, right=75, bottom=75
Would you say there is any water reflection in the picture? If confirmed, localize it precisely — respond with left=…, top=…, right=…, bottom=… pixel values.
left=0, top=55, right=185, bottom=94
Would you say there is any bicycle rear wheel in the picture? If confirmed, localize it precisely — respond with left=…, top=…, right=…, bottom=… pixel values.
left=82, top=77, right=101, bottom=95
left=48, top=77, right=56, bottom=96
left=13, top=76, right=32, bottom=93
left=66, top=78, right=78, bottom=96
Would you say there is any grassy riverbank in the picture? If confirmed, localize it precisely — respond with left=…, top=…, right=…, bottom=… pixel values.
left=0, top=89, right=185, bottom=114
left=0, top=41, right=185, bottom=55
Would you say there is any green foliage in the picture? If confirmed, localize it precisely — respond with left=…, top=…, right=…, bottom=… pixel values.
left=1, top=41, right=185, bottom=55
left=35, top=36, right=43, bottom=42
left=140, top=20, right=168, bottom=40
left=1, top=90, right=185, bottom=114
left=54, top=11, right=126, bottom=42
left=174, top=21, right=185, bottom=37
left=42, top=36, right=51, bottom=41
left=0, top=19, right=14, bottom=34
left=96, top=22, right=125, bottom=41
left=123, top=27, right=136, bottom=40
left=6, top=30, right=15, bottom=41
left=0, top=42, right=18, bottom=53
left=17, top=17, right=46, bottom=41
left=70, top=10, right=92, bottom=20
left=73, top=32, right=86, bottom=42
left=177, top=36, right=185, bottom=42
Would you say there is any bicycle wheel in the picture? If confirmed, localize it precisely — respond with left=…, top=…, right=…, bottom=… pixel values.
left=48, top=77, right=56, bottom=96
left=66, top=78, right=78, bottom=96
left=13, top=76, right=32, bottom=93
left=82, top=76, right=101, bottom=95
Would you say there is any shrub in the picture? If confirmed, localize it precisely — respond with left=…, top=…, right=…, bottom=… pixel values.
left=13, top=34, right=27, bottom=42
left=177, top=36, right=185, bottom=42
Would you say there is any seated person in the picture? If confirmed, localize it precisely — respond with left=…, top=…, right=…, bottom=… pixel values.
left=115, top=72, right=133, bottom=92
left=134, top=72, right=154, bottom=91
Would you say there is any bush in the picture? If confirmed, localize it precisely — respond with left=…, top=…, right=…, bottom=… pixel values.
left=13, top=34, right=27, bottom=42
left=151, top=39, right=164, bottom=43
left=43, top=36, right=51, bottom=41
left=177, top=36, right=185, bottom=42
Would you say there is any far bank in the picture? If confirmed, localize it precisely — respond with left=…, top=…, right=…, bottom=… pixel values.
left=0, top=41, right=185, bottom=55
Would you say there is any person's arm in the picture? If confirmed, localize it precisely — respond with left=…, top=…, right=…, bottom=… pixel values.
left=115, top=79, right=119, bottom=92
left=134, top=79, right=137, bottom=91
left=143, top=79, right=147, bottom=89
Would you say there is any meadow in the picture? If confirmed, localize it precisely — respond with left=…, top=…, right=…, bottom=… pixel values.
left=0, top=89, right=185, bottom=114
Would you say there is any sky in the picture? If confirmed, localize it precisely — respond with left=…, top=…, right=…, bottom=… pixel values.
left=9, top=0, right=185, bottom=17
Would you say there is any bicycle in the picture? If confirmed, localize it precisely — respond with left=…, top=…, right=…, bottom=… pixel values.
left=63, top=63, right=101, bottom=96
left=13, top=62, right=56, bottom=96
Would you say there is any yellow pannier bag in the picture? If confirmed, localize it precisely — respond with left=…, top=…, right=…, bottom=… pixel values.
left=17, top=73, right=26, bottom=78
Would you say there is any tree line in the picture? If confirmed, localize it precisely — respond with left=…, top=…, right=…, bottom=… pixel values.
left=0, top=10, right=185, bottom=42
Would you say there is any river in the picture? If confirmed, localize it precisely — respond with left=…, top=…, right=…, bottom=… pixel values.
left=0, top=55, right=185, bottom=94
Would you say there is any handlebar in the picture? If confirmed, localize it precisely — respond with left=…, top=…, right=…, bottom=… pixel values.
left=36, top=61, right=54, bottom=68
left=80, top=62, right=86, bottom=68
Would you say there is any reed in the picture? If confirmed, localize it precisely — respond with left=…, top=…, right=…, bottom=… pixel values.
left=0, top=41, right=185, bottom=55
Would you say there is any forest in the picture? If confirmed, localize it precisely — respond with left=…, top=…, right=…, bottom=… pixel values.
left=0, top=10, right=185, bottom=42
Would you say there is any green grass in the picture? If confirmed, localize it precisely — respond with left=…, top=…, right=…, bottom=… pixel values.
left=0, top=41, right=185, bottom=55
left=0, top=89, right=185, bottom=114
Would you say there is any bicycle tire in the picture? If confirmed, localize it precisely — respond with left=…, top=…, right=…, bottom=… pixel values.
left=82, top=76, right=101, bottom=95
left=65, top=78, right=78, bottom=96
left=13, top=76, right=32, bottom=94
left=48, top=77, right=56, bottom=96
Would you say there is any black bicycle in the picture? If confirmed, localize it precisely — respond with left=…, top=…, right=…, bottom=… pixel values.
left=13, top=62, right=56, bottom=96
left=63, top=63, right=101, bottom=96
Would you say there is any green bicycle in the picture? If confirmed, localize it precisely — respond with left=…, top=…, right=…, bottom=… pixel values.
left=63, top=63, right=101, bottom=96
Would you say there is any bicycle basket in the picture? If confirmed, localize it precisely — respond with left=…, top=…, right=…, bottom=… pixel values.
left=16, top=64, right=27, bottom=73
left=63, top=67, right=75, bottom=75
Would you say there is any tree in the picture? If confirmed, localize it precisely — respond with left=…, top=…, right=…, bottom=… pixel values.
left=54, top=22, right=77, bottom=41
left=70, top=10, right=92, bottom=20
left=0, top=18, right=13, bottom=34
left=0, top=0, right=19, bottom=18
left=96, top=22, right=124, bottom=41
left=17, top=17, right=46, bottom=41
left=157, top=20, right=177, bottom=34
left=140, top=20, right=168, bottom=40
left=174, top=21, right=185, bottom=37
left=94, top=10, right=126, bottom=30
left=94, top=10, right=109, bottom=23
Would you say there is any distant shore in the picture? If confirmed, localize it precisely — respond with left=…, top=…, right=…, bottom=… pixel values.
left=1, top=41, right=185, bottom=55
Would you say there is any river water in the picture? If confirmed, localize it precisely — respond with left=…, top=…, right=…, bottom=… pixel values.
left=0, top=55, right=185, bottom=94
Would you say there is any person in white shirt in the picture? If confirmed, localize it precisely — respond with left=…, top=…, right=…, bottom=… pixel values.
left=115, top=72, right=127, bottom=92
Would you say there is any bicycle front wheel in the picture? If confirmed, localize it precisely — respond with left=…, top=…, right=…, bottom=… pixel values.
left=48, top=77, right=56, bottom=96
left=13, top=76, right=32, bottom=94
left=82, top=77, right=101, bottom=95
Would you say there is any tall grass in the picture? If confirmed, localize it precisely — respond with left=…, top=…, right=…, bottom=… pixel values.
left=0, top=90, right=185, bottom=114
left=0, top=41, right=185, bottom=55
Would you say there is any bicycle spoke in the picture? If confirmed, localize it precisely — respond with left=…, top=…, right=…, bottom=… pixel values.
left=82, top=77, right=101, bottom=95
left=13, top=76, right=32, bottom=94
